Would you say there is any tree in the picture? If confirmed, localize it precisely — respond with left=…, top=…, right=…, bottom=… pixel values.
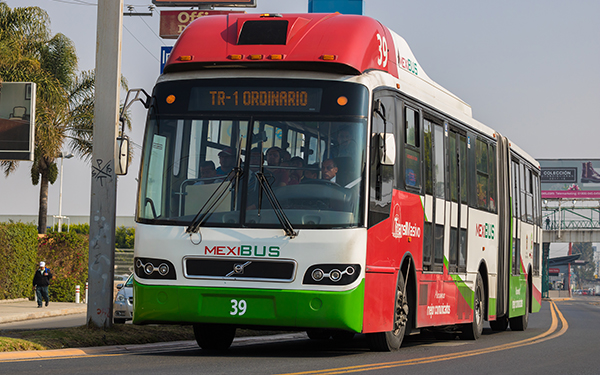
left=0, top=4, right=77, bottom=233
left=572, top=242, right=594, bottom=289
left=0, top=4, right=130, bottom=234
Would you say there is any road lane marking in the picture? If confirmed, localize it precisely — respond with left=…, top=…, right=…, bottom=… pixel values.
left=279, top=301, right=567, bottom=375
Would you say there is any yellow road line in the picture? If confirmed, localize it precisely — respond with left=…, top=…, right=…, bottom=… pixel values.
left=279, top=301, right=567, bottom=375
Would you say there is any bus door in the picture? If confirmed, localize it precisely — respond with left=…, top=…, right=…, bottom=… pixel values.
left=509, top=158, right=522, bottom=318
left=447, top=126, right=468, bottom=276
left=495, top=135, right=511, bottom=319
left=364, top=93, right=397, bottom=333
left=419, top=118, right=450, bottom=326
left=442, top=125, right=468, bottom=324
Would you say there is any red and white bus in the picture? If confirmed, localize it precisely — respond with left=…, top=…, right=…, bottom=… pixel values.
left=131, top=12, right=542, bottom=351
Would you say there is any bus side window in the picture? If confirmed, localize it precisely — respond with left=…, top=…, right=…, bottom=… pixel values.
left=475, top=138, right=489, bottom=210
left=520, top=163, right=527, bottom=222
left=404, top=106, right=421, bottom=189
left=423, top=120, right=433, bottom=195
left=369, top=95, right=396, bottom=228
left=489, top=144, right=497, bottom=212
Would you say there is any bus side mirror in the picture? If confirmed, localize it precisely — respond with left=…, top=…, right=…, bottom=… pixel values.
left=115, top=136, right=130, bottom=175
left=379, top=133, right=396, bottom=165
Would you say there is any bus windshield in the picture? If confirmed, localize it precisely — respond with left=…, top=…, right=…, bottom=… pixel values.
left=137, top=79, right=369, bottom=229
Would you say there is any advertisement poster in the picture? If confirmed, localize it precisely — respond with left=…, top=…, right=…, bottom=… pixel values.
left=539, top=159, right=600, bottom=199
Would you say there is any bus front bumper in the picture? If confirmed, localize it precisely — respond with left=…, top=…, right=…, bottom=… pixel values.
left=133, top=280, right=364, bottom=333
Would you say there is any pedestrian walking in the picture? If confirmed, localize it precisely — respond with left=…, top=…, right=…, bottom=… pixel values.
left=33, top=261, right=52, bottom=308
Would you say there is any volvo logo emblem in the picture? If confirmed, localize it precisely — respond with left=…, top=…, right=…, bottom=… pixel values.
left=226, top=261, right=252, bottom=277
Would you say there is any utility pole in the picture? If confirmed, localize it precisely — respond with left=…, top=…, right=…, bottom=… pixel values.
left=87, top=0, right=124, bottom=328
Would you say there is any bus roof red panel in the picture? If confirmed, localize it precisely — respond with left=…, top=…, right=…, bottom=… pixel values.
left=164, top=13, right=398, bottom=78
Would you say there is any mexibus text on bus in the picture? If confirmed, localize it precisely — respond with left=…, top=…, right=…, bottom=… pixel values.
left=125, top=12, right=542, bottom=351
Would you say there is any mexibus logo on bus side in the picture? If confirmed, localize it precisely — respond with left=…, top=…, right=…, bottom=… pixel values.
left=475, top=223, right=495, bottom=239
left=205, top=245, right=280, bottom=258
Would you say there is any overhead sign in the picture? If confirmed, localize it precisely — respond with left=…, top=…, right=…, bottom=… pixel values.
left=152, top=0, right=256, bottom=7
left=0, top=82, right=36, bottom=161
left=539, top=159, right=600, bottom=199
left=160, top=10, right=244, bottom=39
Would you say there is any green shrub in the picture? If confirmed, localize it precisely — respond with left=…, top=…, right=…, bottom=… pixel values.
left=48, top=223, right=89, bottom=235
left=37, top=231, right=89, bottom=302
left=115, top=226, right=135, bottom=249
left=0, top=223, right=38, bottom=299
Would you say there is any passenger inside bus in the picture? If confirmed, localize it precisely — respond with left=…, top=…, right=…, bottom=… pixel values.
left=216, top=147, right=236, bottom=175
left=196, top=160, right=222, bottom=185
left=332, top=127, right=358, bottom=158
left=321, top=159, right=338, bottom=183
left=287, top=156, right=304, bottom=185
left=303, top=163, right=319, bottom=180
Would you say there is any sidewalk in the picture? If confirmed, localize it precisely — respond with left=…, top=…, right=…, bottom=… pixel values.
left=0, top=299, right=87, bottom=324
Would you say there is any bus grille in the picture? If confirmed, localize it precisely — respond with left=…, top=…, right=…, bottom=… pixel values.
left=184, top=257, right=297, bottom=282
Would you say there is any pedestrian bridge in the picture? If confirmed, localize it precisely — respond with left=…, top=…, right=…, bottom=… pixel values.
left=542, top=203, right=600, bottom=243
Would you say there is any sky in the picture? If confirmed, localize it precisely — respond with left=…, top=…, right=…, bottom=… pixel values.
left=0, top=0, right=598, bottom=255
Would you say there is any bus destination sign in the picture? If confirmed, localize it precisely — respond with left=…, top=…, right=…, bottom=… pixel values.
left=189, top=87, right=323, bottom=112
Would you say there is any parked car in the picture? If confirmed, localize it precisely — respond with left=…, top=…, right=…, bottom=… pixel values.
left=113, top=274, right=133, bottom=324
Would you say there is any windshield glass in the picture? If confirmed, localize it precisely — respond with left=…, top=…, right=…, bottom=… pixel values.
left=137, top=79, right=369, bottom=229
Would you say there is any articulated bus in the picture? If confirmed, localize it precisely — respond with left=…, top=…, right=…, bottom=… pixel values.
left=131, top=13, right=542, bottom=351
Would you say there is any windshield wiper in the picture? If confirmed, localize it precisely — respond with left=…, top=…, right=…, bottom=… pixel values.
left=255, top=171, right=298, bottom=239
left=185, top=166, right=242, bottom=234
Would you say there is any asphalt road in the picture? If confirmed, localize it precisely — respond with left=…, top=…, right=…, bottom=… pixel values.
left=2, top=297, right=597, bottom=375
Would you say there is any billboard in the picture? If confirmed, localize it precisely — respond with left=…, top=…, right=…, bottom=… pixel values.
left=152, top=0, right=256, bottom=7
left=539, top=159, right=600, bottom=199
left=0, top=82, right=36, bottom=161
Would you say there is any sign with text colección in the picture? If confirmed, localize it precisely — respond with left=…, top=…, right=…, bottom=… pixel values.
left=538, top=159, right=600, bottom=199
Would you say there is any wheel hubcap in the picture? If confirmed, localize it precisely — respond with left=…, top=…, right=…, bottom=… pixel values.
left=393, top=287, right=408, bottom=335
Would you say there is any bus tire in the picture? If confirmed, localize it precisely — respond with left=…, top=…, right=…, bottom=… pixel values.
left=489, top=315, right=509, bottom=331
left=366, top=270, right=408, bottom=351
left=509, top=283, right=529, bottom=331
left=193, top=323, right=236, bottom=351
left=460, top=273, right=484, bottom=340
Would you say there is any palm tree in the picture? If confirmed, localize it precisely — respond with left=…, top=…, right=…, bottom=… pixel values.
left=0, top=4, right=76, bottom=233
left=68, top=70, right=131, bottom=162
left=0, top=4, right=132, bottom=233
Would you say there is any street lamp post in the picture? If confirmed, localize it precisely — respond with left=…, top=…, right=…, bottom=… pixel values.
left=57, top=152, right=74, bottom=232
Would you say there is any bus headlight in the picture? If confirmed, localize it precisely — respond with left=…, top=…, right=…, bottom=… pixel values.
left=134, top=257, right=176, bottom=280
left=311, top=268, right=324, bottom=281
left=303, top=264, right=361, bottom=285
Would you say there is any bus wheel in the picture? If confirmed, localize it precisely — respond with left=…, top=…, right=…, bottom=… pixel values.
left=366, top=271, right=408, bottom=351
left=460, top=273, right=484, bottom=340
left=193, top=323, right=236, bottom=351
left=509, top=284, right=529, bottom=331
left=490, top=315, right=509, bottom=331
